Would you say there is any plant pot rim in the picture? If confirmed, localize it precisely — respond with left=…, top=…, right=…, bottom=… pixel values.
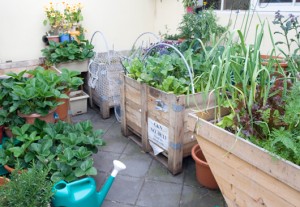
left=191, top=144, right=209, bottom=167
left=0, top=176, right=10, bottom=184
left=18, top=107, right=57, bottom=118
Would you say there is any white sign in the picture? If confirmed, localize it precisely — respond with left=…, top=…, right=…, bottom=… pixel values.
left=148, top=118, right=169, bottom=151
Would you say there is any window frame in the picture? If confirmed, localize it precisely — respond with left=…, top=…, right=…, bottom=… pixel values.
left=214, top=0, right=300, bottom=12
left=253, top=0, right=300, bottom=12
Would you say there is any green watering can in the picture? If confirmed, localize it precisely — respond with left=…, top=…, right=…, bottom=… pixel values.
left=52, top=160, right=126, bottom=207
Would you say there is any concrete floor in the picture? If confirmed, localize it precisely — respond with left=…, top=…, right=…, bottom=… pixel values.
left=72, top=107, right=226, bottom=207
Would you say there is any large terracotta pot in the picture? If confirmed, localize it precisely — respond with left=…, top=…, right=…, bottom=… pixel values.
left=191, top=144, right=219, bottom=190
left=18, top=108, right=56, bottom=124
left=55, top=91, right=70, bottom=121
left=0, top=176, right=10, bottom=186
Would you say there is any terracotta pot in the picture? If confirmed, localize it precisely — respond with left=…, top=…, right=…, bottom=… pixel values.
left=55, top=91, right=70, bottom=121
left=0, top=176, right=10, bottom=186
left=4, top=165, right=14, bottom=173
left=0, top=125, right=3, bottom=144
left=4, top=126, right=13, bottom=138
left=260, top=55, right=288, bottom=69
left=47, top=35, right=60, bottom=43
left=3, top=165, right=26, bottom=174
left=18, top=108, right=56, bottom=124
left=191, top=144, right=219, bottom=190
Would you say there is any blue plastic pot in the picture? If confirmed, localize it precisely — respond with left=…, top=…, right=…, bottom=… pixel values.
left=59, top=34, right=71, bottom=43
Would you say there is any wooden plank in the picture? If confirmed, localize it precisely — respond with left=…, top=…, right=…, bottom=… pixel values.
left=167, top=95, right=185, bottom=174
left=125, top=85, right=141, bottom=106
left=198, top=135, right=300, bottom=207
left=192, top=114, right=300, bottom=192
left=120, top=73, right=129, bottom=136
left=141, top=84, right=151, bottom=152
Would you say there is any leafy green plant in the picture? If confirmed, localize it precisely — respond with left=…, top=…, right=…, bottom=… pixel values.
left=8, top=67, right=68, bottom=116
left=178, top=9, right=226, bottom=44
left=0, top=119, right=104, bottom=182
left=41, top=36, right=94, bottom=66
left=182, top=0, right=197, bottom=8
left=0, top=166, right=53, bottom=207
left=58, top=68, right=84, bottom=91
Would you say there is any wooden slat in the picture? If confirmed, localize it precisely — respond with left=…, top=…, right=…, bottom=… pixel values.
left=120, top=73, right=129, bottom=136
left=141, top=84, right=151, bottom=152
left=198, top=135, right=300, bottom=207
left=167, top=95, right=185, bottom=174
left=192, top=115, right=300, bottom=192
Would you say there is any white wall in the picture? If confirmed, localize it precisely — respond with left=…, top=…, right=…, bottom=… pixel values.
left=154, top=0, right=184, bottom=37
left=0, top=0, right=155, bottom=62
left=1, top=1, right=299, bottom=62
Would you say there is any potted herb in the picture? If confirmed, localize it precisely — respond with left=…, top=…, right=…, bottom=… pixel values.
left=8, top=67, right=68, bottom=124
left=0, top=167, right=53, bottom=207
left=0, top=119, right=104, bottom=182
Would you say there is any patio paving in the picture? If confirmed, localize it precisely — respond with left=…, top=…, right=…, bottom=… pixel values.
left=72, top=107, right=226, bottom=207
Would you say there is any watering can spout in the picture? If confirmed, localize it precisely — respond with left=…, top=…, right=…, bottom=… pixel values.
left=98, top=160, right=126, bottom=206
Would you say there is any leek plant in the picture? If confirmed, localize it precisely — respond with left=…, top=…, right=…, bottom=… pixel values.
left=193, top=21, right=300, bottom=165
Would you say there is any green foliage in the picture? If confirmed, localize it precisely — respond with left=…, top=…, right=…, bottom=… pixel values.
left=182, top=0, right=197, bottom=8
left=178, top=9, right=226, bottom=44
left=0, top=167, right=53, bottom=207
left=41, top=36, right=94, bottom=66
left=8, top=67, right=68, bottom=116
left=125, top=53, right=191, bottom=94
left=5, top=67, right=82, bottom=116
left=58, top=68, right=84, bottom=91
left=0, top=119, right=104, bottom=182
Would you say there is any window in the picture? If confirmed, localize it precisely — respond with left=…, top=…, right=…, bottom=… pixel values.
left=205, top=0, right=300, bottom=10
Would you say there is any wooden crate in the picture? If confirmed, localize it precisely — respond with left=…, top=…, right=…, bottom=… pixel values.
left=120, top=73, right=215, bottom=174
left=187, top=109, right=300, bottom=207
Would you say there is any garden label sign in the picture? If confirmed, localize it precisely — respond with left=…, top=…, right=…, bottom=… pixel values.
left=148, top=118, right=169, bottom=151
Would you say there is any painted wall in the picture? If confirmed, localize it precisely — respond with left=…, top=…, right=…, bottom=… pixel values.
left=0, top=0, right=155, bottom=62
left=1, top=1, right=299, bottom=62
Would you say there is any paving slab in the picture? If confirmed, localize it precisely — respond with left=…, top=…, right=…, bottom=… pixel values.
left=146, top=159, right=184, bottom=184
left=93, top=151, right=122, bottom=173
left=119, top=151, right=153, bottom=178
left=105, top=175, right=144, bottom=205
left=136, top=180, right=182, bottom=207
